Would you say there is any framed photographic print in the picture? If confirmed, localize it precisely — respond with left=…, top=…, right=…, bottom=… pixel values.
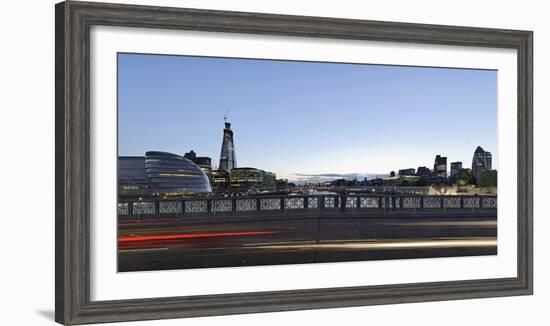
left=55, top=1, right=533, bottom=324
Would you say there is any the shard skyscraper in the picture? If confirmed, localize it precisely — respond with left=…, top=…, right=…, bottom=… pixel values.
left=218, top=118, right=237, bottom=171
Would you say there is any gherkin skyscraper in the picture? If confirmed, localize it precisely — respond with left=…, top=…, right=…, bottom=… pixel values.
left=471, top=146, right=492, bottom=183
left=219, top=118, right=237, bottom=171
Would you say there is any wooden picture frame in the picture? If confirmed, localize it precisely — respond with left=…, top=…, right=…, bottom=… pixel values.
left=55, top=1, right=533, bottom=324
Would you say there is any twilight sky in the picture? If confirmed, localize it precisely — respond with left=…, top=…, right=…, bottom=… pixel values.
left=118, top=53, right=498, bottom=182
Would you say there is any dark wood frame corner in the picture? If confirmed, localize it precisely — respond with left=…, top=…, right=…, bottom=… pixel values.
left=55, top=1, right=533, bottom=324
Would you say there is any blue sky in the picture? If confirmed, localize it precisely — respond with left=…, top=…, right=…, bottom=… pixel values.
left=118, top=53, right=497, bottom=181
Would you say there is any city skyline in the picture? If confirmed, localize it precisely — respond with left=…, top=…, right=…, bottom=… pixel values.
left=118, top=53, right=498, bottom=181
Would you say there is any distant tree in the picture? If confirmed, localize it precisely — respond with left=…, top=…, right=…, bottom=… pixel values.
left=401, top=179, right=412, bottom=186
left=455, top=168, right=473, bottom=186
left=479, top=170, right=497, bottom=188
left=449, top=174, right=458, bottom=185
left=414, top=178, right=429, bottom=186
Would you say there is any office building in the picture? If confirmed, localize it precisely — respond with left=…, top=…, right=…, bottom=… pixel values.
left=118, top=156, right=150, bottom=196
left=416, top=166, right=432, bottom=178
left=263, top=171, right=276, bottom=189
left=450, top=161, right=463, bottom=177
left=184, top=150, right=213, bottom=179
left=230, top=167, right=277, bottom=192
left=434, top=155, right=447, bottom=178
left=398, top=168, right=416, bottom=176
left=211, top=169, right=230, bottom=192
left=471, top=146, right=493, bottom=183
left=118, top=151, right=212, bottom=198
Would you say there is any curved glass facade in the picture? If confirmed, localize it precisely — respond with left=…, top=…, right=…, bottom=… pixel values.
left=471, top=146, right=492, bottom=184
left=118, top=151, right=212, bottom=198
left=145, top=151, right=212, bottom=195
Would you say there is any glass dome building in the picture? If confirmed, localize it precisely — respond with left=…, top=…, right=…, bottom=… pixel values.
left=145, top=151, right=212, bottom=195
left=118, top=151, right=212, bottom=198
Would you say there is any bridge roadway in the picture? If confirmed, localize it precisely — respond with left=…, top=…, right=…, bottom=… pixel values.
left=118, top=210, right=497, bottom=272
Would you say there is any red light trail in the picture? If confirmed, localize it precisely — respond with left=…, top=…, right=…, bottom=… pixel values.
left=118, top=231, right=278, bottom=244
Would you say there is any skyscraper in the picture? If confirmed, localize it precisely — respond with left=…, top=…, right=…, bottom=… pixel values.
left=471, top=146, right=492, bottom=183
left=450, top=162, right=463, bottom=177
left=219, top=118, right=237, bottom=171
left=434, top=155, right=447, bottom=178
left=486, top=153, right=493, bottom=170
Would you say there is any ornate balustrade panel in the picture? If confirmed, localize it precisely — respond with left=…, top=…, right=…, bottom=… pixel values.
left=260, top=198, right=281, bottom=210
left=236, top=199, right=257, bottom=211
left=482, top=197, right=497, bottom=208
left=307, top=197, right=319, bottom=209
left=185, top=200, right=208, bottom=213
left=444, top=197, right=461, bottom=208
left=324, top=197, right=336, bottom=208
left=360, top=197, right=379, bottom=208
left=132, top=202, right=155, bottom=215
left=402, top=197, right=421, bottom=209
left=212, top=200, right=232, bottom=212
left=159, top=201, right=182, bottom=214
left=423, top=197, right=441, bottom=209
left=463, top=197, right=481, bottom=208
left=285, top=197, right=304, bottom=209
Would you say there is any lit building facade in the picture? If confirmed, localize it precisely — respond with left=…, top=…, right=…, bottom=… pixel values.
left=471, top=146, right=493, bottom=184
left=229, top=167, right=277, bottom=193
left=230, top=167, right=265, bottom=191
left=211, top=169, right=230, bottom=193
left=219, top=119, right=237, bottom=171
left=118, top=151, right=212, bottom=199
left=434, top=155, right=447, bottom=178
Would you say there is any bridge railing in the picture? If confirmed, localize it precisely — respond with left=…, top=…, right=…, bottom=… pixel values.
left=117, top=194, right=497, bottom=221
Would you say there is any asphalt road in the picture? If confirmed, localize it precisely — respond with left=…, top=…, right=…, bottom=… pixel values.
left=118, top=215, right=497, bottom=272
